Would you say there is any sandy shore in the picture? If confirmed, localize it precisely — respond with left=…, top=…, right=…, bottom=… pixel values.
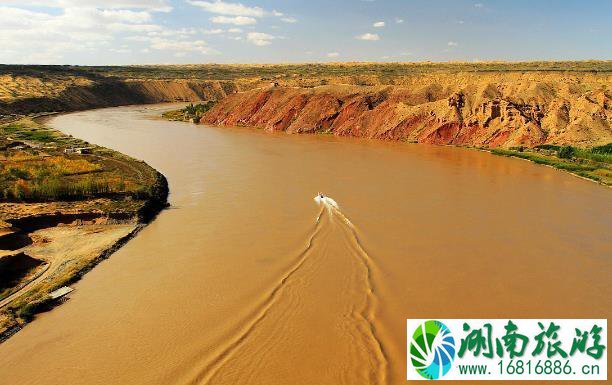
left=0, top=223, right=140, bottom=341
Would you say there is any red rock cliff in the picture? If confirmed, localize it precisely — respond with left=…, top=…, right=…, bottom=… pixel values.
left=202, top=73, right=612, bottom=148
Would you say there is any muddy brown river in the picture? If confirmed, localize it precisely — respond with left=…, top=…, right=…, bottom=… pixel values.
left=0, top=104, right=610, bottom=385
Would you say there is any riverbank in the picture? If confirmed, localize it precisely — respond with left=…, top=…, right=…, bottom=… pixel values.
left=3, top=103, right=608, bottom=385
left=194, top=77, right=611, bottom=185
left=488, top=145, right=612, bottom=186
left=0, top=116, right=168, bottom=342
left=165, top=113, right=611, bottom=187
left=161, top=102, right=215, bottom=123
left=1, top=60, right=610, bottom=342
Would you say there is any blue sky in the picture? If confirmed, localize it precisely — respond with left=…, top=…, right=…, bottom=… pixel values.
left=0, top=0, right=610, bottom=64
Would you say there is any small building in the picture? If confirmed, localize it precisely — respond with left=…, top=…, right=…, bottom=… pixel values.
left=270, top=81, right=280, bottom=88
left=64, top=147, right=93, bottom=154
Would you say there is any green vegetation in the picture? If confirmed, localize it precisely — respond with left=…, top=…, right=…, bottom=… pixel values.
left=534, top=143, right=612, bottom=164
left=162, top=101, right=215, bottom=123
left=1, top=119, right=159, bottom=202
left=15, top=296, right=53, bottom=322
left=0, top=119, right=57, bottom=142
left=491, top=143, right=612, bottom=185
left=558, top=146, right=575, bottom=159
left=592, top=143, right=612, bottom=154
left=5, top=174, right=117, bottom=201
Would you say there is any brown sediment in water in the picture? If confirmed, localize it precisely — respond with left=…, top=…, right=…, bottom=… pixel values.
left=0, top=104, right=609, bottom=385
left=0, top=215, right=153, bottom=340
left=0, top=114, right=169, bottom=338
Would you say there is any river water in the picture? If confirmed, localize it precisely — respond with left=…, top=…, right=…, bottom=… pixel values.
left=0, top=104, right=610, bottom=385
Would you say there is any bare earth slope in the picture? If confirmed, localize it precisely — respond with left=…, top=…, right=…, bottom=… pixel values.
left=202, top=72, right=612, bottom=148
left=0, top=78, right=238, bottom=115
left=1, top=62, right=611, bottom=147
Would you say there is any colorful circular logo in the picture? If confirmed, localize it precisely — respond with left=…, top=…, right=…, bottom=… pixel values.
left=409, top=320, right=456, bottom=380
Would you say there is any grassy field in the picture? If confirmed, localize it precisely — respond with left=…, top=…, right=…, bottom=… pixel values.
left=1, top=118, right=159, bottom=202
left=490, top=144, right=612, bottom=185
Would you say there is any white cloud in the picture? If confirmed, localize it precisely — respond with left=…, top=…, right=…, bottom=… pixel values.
left=187, top=0, right=264, bottom=16
left=246, top=32, right=275, bottom=46
left=188, top=0, right=293, bottom=25
left=144, top=28, right=197, bottom=38
left=0, top=6, right=169, bottom=63
left=107, top=23, right=161, bottom=32
left=395, top=18, right=404, bottom=24
left=373, top=21, right=385, bottom=28
left=202, top=28, right=224, bottom=34
left=474, top=3, right=484, bottom=7
left=149, top=37, right=213, bottom=54
left=129, top=29, right=220, bottom=56
left=227, top=28, right=242, bottom=33
left=356, top=33, right=380, bottom=41
left=210, top=15, right=256, bottom=25
left=99, top=9, right=152, bottom=22
left=327, top=52, right=340, bottom=57
left=109, top=47, right=132, bottom=53
left=5, top=1, right=172, bottom=11
left=0, top=4, right=230, bottom=63
left=447, top=41, right=458, bottom=46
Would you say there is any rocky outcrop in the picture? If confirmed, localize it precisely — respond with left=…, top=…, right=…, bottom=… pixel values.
left=202, top=74, right=612, bottom=148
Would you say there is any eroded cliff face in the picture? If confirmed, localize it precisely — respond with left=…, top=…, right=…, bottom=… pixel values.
left=0, top=78, right=240, bottom=115
left=201, top=73, right=612, bottom=148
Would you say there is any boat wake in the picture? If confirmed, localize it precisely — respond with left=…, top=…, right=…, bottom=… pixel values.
left=181, top=195, right=388, bottom=385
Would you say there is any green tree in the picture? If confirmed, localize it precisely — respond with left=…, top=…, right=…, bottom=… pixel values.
left=558, top=146, right=575, bottom=159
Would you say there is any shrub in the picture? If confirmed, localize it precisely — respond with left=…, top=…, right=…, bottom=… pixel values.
left=20, top=130, right=55, bottom=142
left=8, top=167, right=30, bottom=180
left=535, top=144, right=561, bottom=151
left=183, top=102, right=215, bottom=117
left=17, top=297, right=53, bottom=322
left=558, top=146, right=575, bottom=159
left=592, top=143, right=612, bottom=154
left=574, top=147, right=612, bottom=164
